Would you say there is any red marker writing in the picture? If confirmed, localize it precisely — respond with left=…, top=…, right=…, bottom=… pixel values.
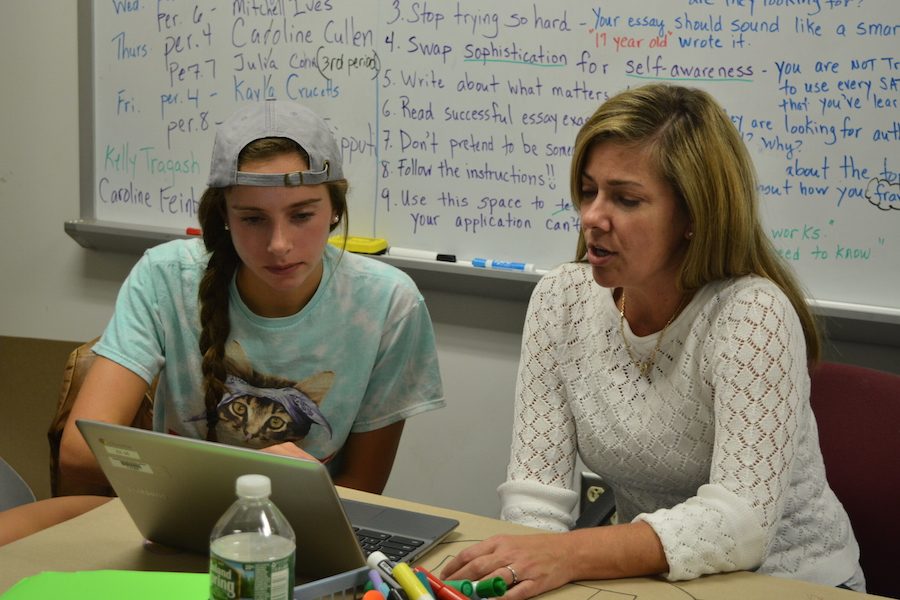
left=186, top=227, right=202, bottom=236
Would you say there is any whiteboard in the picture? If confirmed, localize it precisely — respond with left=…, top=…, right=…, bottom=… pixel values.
left=83, top=0, right=899, bottom=315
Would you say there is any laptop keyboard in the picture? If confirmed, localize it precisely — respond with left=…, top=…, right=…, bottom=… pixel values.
left=354, top=527, right=425, bottom=562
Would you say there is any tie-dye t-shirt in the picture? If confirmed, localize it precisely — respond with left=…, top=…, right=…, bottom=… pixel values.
left=94, top=239, right=444, bottom=464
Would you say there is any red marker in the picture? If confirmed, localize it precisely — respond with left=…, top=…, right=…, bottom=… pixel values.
left=186, top=227, right=202, bottom=236
left=413, top=567, right=470, bottom=600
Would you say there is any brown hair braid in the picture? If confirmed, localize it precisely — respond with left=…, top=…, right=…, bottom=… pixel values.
left=197, top=186, right=235, bottom=441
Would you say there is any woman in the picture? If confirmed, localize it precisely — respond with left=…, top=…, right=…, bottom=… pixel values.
left=60, top=101, right=443, bottom=494
left=441, top=84, right=863, bottom=595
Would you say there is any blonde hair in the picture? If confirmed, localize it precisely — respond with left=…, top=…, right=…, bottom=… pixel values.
left=196, top=137, right=349, bottom=440
left=570, top=83, right=820, bottom=361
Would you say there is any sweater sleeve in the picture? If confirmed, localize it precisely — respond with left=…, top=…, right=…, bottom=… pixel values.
left=636, top=281, right=808, bottom=580
left=498, top=271, right=580, bottom=531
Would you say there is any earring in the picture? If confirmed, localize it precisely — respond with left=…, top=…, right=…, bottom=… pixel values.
left=331, top=216, right=340, bottom=224
left=686, top=230, right=694, bottom=239
left=224, top=223, right=230, bottom=231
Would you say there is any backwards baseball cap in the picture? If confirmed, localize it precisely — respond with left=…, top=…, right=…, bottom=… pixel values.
left=207, top=100, right=343, bottom=188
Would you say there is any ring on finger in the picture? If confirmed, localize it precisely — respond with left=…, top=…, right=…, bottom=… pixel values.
left=504, top=565, right=519, bottom=586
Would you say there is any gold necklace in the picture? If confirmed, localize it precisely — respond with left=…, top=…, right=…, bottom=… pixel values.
left=619, top=290, right=686, bottom=377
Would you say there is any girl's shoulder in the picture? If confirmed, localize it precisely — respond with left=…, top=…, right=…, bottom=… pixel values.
left=140, top=238, right=209, bottom=269
left=128, top=239, right=208, bottom=286
left=326, top=247, right=422, bottom=299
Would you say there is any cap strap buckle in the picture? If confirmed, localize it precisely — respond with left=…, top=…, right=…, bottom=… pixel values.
left=283, top=171, right=305, bottom=186
left=235, top=161, right=331, bottom=187
left=283, top=160, right=330, bottom=186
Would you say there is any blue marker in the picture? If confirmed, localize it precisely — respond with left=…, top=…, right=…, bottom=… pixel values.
left=471, top=258, right=535, bottom=273
left=415, top=571, right=436, bottom=597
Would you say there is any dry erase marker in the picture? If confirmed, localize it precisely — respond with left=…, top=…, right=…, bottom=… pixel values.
left=414, top=567, right=470, bottom=600
left=415, top=572, right=435, bottom=596
left=392, top=561, right=435, bottom=600
left=387, top=247, right=457, bottom=262
left=443, top=580, right=474, bottom=597
left=471, top=258, right=535, bottom=273
left=474, top=577, right=507, bottom=598
left=370, top=569, right=392, bottom=598
left=364, top=590, right=387, bottom=600
left=367, top=551, right=404, bottom=592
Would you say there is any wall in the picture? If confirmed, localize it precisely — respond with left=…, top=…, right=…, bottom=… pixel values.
left=0, top=338, right=81, bottom=500
left=1, top=3, right=898, bottom=518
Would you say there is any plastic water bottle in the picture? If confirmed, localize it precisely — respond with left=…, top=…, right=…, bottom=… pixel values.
left=209, top=474, right=296, bottom=600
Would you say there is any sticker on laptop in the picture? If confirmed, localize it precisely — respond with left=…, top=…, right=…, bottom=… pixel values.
left=101, top=441, right=154, bottom=474
left=108, top=456, right=154, bottom=473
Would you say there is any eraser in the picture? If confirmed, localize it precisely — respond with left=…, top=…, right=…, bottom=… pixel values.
left=328, top=235, right=388, bottom=254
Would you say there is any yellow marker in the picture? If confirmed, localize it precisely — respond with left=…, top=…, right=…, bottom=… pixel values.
left=392, top=562, right=434, bottom=600
left=328, top=235, right=388, bottom=254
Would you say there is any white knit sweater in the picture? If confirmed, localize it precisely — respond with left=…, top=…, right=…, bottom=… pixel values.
left=499, top=263, right=863, bottom=590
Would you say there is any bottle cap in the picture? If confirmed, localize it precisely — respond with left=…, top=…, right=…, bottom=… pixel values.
left=236, top=474, right=271, bottom=498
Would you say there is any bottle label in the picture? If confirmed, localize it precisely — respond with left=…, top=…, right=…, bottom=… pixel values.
left=209, top=552, right=295, bottom=600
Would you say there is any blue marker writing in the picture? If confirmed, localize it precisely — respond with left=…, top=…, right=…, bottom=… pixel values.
left=471, top=258, right=535, bottom=273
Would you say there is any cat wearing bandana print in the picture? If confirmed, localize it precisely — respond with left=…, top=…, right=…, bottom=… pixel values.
left=190, top=341, right=335, bottom=448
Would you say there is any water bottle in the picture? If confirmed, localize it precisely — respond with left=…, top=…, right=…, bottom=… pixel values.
left=209, top=474, right=296, bottom=600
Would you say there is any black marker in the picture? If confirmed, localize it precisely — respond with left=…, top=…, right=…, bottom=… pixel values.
left=386, top=247, right=457, bottom=263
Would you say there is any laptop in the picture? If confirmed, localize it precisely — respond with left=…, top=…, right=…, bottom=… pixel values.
left=76, top=419, right=458, bottom=580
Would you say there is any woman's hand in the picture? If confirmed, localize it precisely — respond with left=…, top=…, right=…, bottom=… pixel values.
left=440, top=522, right=668, bottom=600
left=440, top=532, right=576, bottom=600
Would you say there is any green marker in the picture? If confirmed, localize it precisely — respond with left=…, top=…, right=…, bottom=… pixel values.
left=444, top=580, right=474, bottom=596
left=475, top=577, right=507, bottom=598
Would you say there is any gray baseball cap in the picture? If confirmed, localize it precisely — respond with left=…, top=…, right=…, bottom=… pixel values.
left=207, top=100, right=343, bottom=187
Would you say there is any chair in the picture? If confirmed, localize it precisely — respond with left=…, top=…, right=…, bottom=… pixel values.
left=47, top=338, right=155, bottom=497
left=0, top=457, right=36, bottom=512
left=810, top=361, right=900, bottom=598
left=574, top=471, right=616, bottom=529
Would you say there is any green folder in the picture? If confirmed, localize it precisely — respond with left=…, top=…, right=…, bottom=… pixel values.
left=1, top=570, right=208, bottom=599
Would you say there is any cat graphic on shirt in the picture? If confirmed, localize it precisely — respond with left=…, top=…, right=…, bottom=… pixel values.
left=194, top=340, right=335, bottom=448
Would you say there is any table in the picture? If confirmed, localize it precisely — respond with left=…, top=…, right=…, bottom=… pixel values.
left=0, top=489, right=880, bottom=599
